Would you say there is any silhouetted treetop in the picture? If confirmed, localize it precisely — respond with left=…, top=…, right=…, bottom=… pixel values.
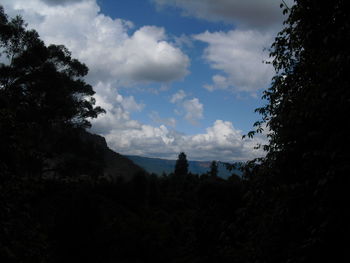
left=242, top=1, right=350, bottom=262
left=0, top=7, right=105, bottom=176
left=252, top=0, right=350, bottom=182
left=209, top=161, right=218, bottom=177
left=0, top=6, right=104, bottom=130
left=174, top=152, right=188, bottom=176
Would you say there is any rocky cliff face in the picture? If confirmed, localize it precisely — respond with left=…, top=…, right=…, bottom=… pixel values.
left=81, top=131, right=144, bottom=179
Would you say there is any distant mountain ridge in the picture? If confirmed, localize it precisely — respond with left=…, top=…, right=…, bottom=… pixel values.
left=81, top=131, right=241, bottom=179
left=125, top=155, right=241, bottom=179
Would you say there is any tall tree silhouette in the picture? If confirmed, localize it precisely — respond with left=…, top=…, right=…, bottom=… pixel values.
left=0, top=7, right=104, bottom=176
left=242, top=1, right=350, bottom=262
left=174, top=152, right=188, bottom=176
left=209, top=161, right=218, bottom=177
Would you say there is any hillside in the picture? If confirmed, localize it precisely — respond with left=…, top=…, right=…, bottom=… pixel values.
left=80, top=131, right=145, bottom=179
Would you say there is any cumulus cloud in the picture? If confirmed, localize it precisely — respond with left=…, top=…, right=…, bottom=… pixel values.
left=2, top=0, right=268, bottom=161
left=89, top=83, right=264, bottom=161
left=170, top=89, right=187, bottom=103
left=116, top=94, right=144, bottom=112
left=149, top=111, right=177, bottom=128
left=102, top=119, right=266, bottom=161
left=194, top=29, right=274, bottom=93
left=186, top=120, right=266, bottom=161
left=183, top=98, right=203, bottom=124
left=153, top=0, right=293, bottom=94
left=173, top=34, right=194, bottom=48
left=170, top=90, right=203, bottom=124
left=2, top=0, right=190, bottom=85
left=153, top=0, right=293, bottom=29
left=89, top=82, right=142, bottom=134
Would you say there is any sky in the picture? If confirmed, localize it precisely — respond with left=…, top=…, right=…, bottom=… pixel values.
left=1, top=0, right=293, bottom=161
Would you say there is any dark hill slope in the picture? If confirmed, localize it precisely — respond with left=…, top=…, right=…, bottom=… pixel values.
left=79, top=131, right=144, bottom=179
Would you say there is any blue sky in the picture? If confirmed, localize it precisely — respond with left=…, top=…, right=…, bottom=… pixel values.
left=2, top=0, right=291, bottom=161
left=97, top=0, right=264, bottom=134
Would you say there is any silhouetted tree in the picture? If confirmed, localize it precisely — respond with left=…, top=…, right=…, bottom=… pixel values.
left=174, top=152, right=188, bottom=176
left=0, top=8, right=105, bottom=262
left=209, top=161, right=218, bottom=177
left=0, top=6, right=104, bottom=177
left=240, top=1, right=350, bottom=262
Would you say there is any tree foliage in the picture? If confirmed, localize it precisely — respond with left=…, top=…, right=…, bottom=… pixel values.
left=209, top=160, right=218, bottom=177
left=0, top=7, right=104, bottom=176
left=174, top=152, right=189, bottom=176
left=240, top=1, right=350, bottom=262
left=0, top=8, right=104, bottom=129
left=257, top=0, right=349, bottom=177
left=0, top=9, right=106, bottom=261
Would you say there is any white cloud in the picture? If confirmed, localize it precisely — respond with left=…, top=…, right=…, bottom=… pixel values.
left=89, top=83, right=265, bottom=161
left=173, top=34, right=194, bottom=48
left=203, top=74, right=228, bottom=91
left=2, top=0, right=190, bottom=85
left=170, top=90, right=203, bottom=124
left=194, top=29, right=274, bottom=93
left=186, top=120, right=266, bottom=161
left=116, top=94, right=144, bottom=112
left=153, top=0, right=293, bottom=95
left=2, top=0, right=268, bottom=162
left=90, top=82, right=142, bottom=134
left=100, top=119, right=266, bottom=161
left=153, top=0, right=293, bottom=30
left=170, top=89, right=187, bottom=103
left=183, top=98, right=203, bottom=124
left=149, top=111, right=177, bottom=128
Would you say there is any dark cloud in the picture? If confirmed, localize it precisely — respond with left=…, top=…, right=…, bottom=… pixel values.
left=154, top=0, right=294, bottom=30
left=43, top=0, right=83, bottom=6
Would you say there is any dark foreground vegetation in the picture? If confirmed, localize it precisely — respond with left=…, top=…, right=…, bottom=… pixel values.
left=1, top=1, right=349, bottom=262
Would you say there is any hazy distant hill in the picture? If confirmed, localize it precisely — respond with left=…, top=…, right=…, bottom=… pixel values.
left=125, top=155, right=241, bottom=179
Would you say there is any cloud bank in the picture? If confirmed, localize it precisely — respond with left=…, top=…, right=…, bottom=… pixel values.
left=91, top=82, right=265, bottom=161
left=101, top=116, right=265, bottom=161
